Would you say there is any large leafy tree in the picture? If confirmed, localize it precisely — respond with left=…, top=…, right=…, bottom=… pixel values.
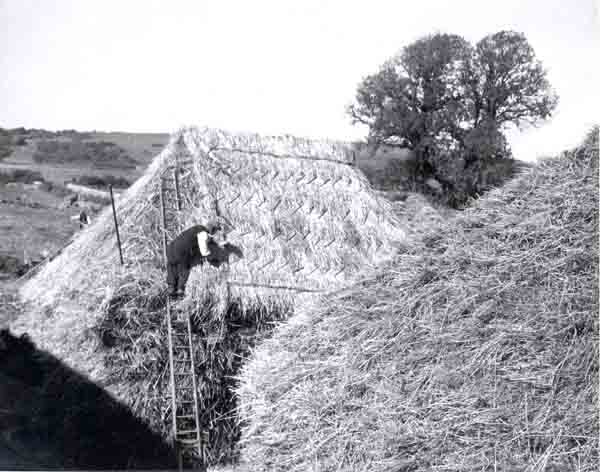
left=349, top=33, right=472, bottom=152
left=471, top=31, right=558, bottom=129
left=348, top=30, right=558, bottom=172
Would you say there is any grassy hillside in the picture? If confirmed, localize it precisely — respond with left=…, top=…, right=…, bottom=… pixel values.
left=236, top=127, right=599, bottom=471
left=32, top=139, right=139, bottom=169
left=0, top=201, right=75, bottom=253
left=0, top=127, right=169, bottom=185
left=1, top=128, right=168, bottom=165
left=0, top=127, right=169, bottom=286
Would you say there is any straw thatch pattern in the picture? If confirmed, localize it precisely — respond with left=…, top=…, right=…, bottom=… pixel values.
left=14, top=126, right=406, bottom=464
left=236, top=127, right=599, bottom=471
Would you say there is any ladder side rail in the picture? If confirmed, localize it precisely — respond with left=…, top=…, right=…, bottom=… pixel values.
left=162, top=166, right=205, bottom=468
left=187, top=315, right=203, bottom=459
left=160, top=178, right=179, bottom=448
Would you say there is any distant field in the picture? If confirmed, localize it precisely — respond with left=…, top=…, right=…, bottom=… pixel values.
left=0, top=179, right=86, bottom=326
left=0, top=182, right=67, bottom=208
left=2, top=130, right=169, bottom=165
left=0, top=129, right=169, bottom=185
left=0, top=161, right=140, bottom=186
left=89, top=131, right=170, bottom=165
left=0, top=202, right=77, bottom=262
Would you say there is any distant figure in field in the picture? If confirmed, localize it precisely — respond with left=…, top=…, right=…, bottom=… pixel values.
left=79, top=210, right=91, bottom=229
left=166, top=221, right=224, bottom=298
left=70, top=209, right=91, bottom=229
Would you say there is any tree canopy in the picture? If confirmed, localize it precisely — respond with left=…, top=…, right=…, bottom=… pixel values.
left=348, top=30, right=558, bottom=162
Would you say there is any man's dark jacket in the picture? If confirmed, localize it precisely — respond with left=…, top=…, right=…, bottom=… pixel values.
left=166, top=224, right=210, bottom=265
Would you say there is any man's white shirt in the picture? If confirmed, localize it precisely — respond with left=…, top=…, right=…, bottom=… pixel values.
left=197, top=231, right=210, bottom=256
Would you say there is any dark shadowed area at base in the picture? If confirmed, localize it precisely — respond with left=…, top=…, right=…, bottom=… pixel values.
left=0, top=328, right=180, bottom=470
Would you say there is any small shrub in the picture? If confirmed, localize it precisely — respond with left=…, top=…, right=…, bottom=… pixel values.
left=0, top=254, right=24, bottom=276
left=39, top=181, right=71, bottom=197
left=0, top=169, right=44, bottom=185
left=76, top=175, right=132, bottom=189
left=362, top=148, right=523, bottom=209
left=33, top=139, right=137, bottom=169
left=0, top=133, right=12, bottom=160
left=0, top=146, right=11, bottom=160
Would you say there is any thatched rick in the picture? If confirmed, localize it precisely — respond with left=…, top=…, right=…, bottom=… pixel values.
left=14, top=126, right=406, bottom=464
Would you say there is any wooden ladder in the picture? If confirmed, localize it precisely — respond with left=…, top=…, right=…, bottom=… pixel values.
left=159, top=168, right=206, bottom=469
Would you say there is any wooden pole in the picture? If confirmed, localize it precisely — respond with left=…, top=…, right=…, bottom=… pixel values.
left=109, top=185, right=124, bottom=265
left=174, top=168, right=181, bottom=211
left=159, top=179, right=168, bottom=265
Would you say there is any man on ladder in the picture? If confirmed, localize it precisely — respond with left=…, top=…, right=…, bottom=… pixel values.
left=166, top=220, right=226, bottom=299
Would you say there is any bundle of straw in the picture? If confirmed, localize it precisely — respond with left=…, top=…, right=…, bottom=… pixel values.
left=237, top=127, right=599, bottom=471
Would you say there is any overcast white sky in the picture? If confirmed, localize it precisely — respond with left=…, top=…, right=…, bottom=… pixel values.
left=1, top=0, right=598, bottom=161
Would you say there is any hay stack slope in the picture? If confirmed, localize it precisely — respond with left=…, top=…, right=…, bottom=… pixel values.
left=14, top=126, right=405, bottom=464
left=237, top=127, right=599, bottom=471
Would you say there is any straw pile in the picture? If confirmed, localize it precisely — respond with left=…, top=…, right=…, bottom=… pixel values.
left=236, top=127, right=599, bottom=471
left=14, top=126, right=405, bottom=464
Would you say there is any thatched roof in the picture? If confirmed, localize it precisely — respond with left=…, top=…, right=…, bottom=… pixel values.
left=14, top=126, right=406, bottom=464
left=236, top=127, right=599, bottom=471
left=21, top=126, right=403, bottom=309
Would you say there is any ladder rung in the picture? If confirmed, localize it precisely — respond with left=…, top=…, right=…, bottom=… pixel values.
left=171, top=328, right=189, bottom=334
left=177, top=389, right=195, bottom=402
left=177, top=438, right=200, bottom=445
left=176, top=405, right=197, bottom=412
left=176, top=414, right=196, bottom=420
left=177, top=429, right=199, bottom=435
left=174, top=401, right=196, bottom=407
left=175, top=405, right=196, bottom=411
left=171, top=321, right=189, bottom=327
